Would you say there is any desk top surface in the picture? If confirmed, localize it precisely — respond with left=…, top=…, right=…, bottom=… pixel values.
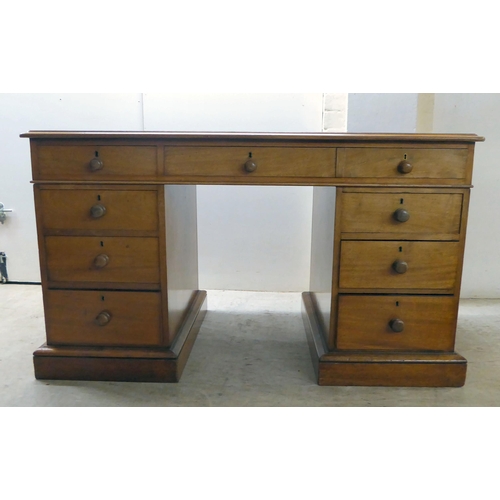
left=21, top=131, right=485, bottom=142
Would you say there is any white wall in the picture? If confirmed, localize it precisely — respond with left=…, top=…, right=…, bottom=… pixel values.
left=347, top=93, right=419, bottom=132
left=432, top=94, right=500, bottom=298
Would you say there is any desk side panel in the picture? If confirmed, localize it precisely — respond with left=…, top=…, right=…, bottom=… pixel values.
left=164, top=185, right=200, bottom=345
left=309, top=187, right=336, bottom=344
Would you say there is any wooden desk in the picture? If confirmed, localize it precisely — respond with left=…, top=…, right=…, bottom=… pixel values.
left=21, top=131, right=484, bottom=386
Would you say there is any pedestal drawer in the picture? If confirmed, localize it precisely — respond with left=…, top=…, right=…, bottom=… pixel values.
left=45, top=236, right=160, bottom=286
left=164, top=146, right=336, bottom=177
left=35, top=144, right=158, bottom=180
left=339, top=241, right=460, bottom=291
left=340, top=191, right=463, bottom=238
left=336, top=295, right=457, bottom=351
left=45, top=290, right=162, bottom=346
left=38, top=188, right=159, bottom=232
left=336, top=147, right=469, bottom=180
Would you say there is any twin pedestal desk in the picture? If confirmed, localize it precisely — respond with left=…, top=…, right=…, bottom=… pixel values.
left=21, top=131, right=484, bottom=387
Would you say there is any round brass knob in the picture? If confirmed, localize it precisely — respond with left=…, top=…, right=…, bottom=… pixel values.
left=392, top=259, right=408, bottom=274
left=397, top=160, right=413, bottom=174
left=393, top=208, right=410, bottom=222
left=93, top=254, right=109, bottom=269
left=90, top=204, right=107, bottom=218
left=95, top=311, right=111, bottom=326
left=244, top=159, right=257, bottom=173
left=89, top=157, right=104, bottom=171
left=389, top=318, right=405, bottom=333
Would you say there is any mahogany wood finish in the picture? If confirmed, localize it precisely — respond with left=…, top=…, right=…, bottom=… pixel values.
left=336, top=146, right=470, bottom=181
left=164, top=146, right=336, bottom=177
left=33, top=291, right=207, bottom=382
left=36, top=143, right=159, bottom=180
left=309, top=186, right=336, bottom=335
left=44, top=236, right=160, bottom=286
left=22, top=131, right=484, bottom=386
left=339, top=190, right=464, bottom=238
left=163, top=185, right=200, bottom=345
left=339, top=241, right=461, bottom=291
left=302, top=291, right=467, bottom=387
left=336, top=295, right=457, bottom=351
left=37, top=186, right=159, bottom=233
left=44, top=289, right=162, bottom=346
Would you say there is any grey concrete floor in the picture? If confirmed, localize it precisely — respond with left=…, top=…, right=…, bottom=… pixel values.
left=1, top=284, right=499, bottom=406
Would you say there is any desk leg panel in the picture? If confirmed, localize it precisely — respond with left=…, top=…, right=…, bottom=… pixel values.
left=164, top=185, right=200, bottom=346
left=309, top=186, right=337, bottom=347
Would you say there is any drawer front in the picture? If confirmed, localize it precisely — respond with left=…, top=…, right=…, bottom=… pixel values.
left=337, top=147, right=469, bottom=180
left=164, top=146, right=336, bottom=177
left=45, top=236, right=160, bottom=285
left=45, top=290, right=162, bottom=346
left=38, top=188, right=158, bottom=232
left=339, top=241, right=460, bottom=290
left=340, top=192, right=463, bottom=238
left=336, top=295, right=457, bottom=351
left=36, top=144, right=158, bottom=180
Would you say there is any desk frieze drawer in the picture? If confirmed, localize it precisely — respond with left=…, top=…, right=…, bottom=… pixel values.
left=37, top=187, right=159, bottom=233
left=339, top=241, right=460, bottom=291
left=34, top=144, right=159, bottom=180
left=336, top=147, right=470, bottom=181
left=45, top=236, right=160, bottom=286
left=340, top=191, right=463, bottom=239
left=164, top=146, right=336, bottom=178
left=44, top=290, right=162, bottom=347
left=336, top=295, right=457, bottom=351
